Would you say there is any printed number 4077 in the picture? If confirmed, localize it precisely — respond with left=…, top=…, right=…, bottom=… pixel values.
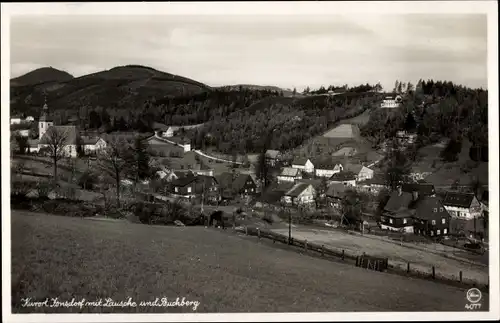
left=465, top=303, right=482, bottom=310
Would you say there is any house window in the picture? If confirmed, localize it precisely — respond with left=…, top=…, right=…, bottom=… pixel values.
left=403, top=218, right=407, bottom=224
left=442, top=218, right=446, bottom=224
left=431, top=220, right=436, bottom=225
left=444, top=229, right=448, bottom=234
left=439, top=207, right=443, bottom=212
left=437, top=229, right=441, bottom=235
left=245, top=189, right=248, bottom=193
left=433, top=208, right=437, bottom=212
left=187, top=187, right=192, bottom=193
left=389, top=218, right=393, bottom=224
left=175, top=187, right=178, bottom=193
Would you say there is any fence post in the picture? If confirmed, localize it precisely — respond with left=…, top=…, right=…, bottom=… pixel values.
left=432, top=266, right=435, bottom=279
left=273, top=236, right=275, bottom=244
left=459, top=271, right=462, bottom=282
left=321, top=245, right=325, bottom=257
left=342, top=249, right=345, bottom=260
left=304, top=240, right=308, bottom=252
left=407, top=262, right=410, bottom=273
left=356, top=256, right=359, bottom=267
left=245, top=226, right=248, bottom=235
left=257, top=228, right=261, bottom=239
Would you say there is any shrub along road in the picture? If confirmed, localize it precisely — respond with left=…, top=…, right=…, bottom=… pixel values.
left=11, top=211, right=488, bottom=313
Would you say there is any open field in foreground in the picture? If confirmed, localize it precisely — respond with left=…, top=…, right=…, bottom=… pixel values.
left=272, top=228, right=489, bottom=285
left=11, top=211, right=488, bottom=313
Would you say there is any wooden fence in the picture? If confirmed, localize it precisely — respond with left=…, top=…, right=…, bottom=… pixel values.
left=237, top=225, right=489, bottom=291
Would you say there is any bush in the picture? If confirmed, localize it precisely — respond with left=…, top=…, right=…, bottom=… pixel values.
left=78, top=170, right=98, bottom=190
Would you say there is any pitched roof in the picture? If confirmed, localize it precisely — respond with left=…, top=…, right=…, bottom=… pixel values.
left=292, top=157, right=310, bottom=166
left=39, top=125, right=78, bottom=145
left=357, top=174, right=386, bottom=186
left=297, top=179, right=323, bottom=190
left=313, top=158, right=339, bottom=170
left=80, top=136, right=101, bottom=145
left=172, top=175, right=197, bottom=187
left=329, top=171, right=356, bottom=181
left=285, top=183, right=311, bottom=197
left=384, top=191, right=414, bottom=213
left=279, top=167, right=300, bottom=177
left=265, top=149, right=280, bottom=159
left=402, top=183, right=435, bottom=196
left=345, top=164, right=363, bottom=174
left=413, top=196, right=449, bottom=221
left=216, top=172, right=234, bottom=189
left=442, top=192, right=475, bottom=208
left=326, top=183, right=348, bottom=198
left=232, top=174, right=254, bottom=192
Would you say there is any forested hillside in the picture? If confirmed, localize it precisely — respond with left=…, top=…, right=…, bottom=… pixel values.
left=190, top=91, right=383, bottom=154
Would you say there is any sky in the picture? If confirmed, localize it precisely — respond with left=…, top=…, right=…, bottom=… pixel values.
left=10, top=14, right=488, bottom=91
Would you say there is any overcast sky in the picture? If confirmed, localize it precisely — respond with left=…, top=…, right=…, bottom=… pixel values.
left=10, top=14, right=487, bottom=91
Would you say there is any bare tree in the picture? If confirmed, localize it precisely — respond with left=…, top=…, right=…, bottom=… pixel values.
left=97, top=138, right=132, bottom=208
left=41, top=127, right=69, bottom=181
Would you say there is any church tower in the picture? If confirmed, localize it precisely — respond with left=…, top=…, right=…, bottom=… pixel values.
left=39, top=96, right=54, bottom=139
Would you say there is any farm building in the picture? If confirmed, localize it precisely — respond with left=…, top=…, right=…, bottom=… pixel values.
left=277, top=167, right=302, bottom=183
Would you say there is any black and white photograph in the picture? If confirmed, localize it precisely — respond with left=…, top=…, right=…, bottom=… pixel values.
left=2, top=1, right=498, bottom=322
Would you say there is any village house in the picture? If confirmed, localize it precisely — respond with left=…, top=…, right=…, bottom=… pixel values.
left=396, top=130, right=417, bottom=146
left=314, top=159, right=343, bottom=178
left=171, top=173, right=220, bottom=202
left=380, top=184, right=450, bottom=237
left=442, top=192, right=482, bottom=220
left=291, top=157, right=314, bottom=173
left=411, top=196, right=451, bottom=237
left=356, top=174, right=388, bottom=194
left=277, top=167, right=302, bottom=183
left=380, top=94, right=402, bottom=108
left=346, top=164, right=374, bottom=182
left=216, top=172, right=257, bottom=200
left=328, top=171, right=357, bottom=187
left=265, top=149, right=281, bottom=167
left=27, top=139, right=40, bottom=154
left=281, top=183, right=316, bottom=207
left=255, top=182, right=294, bottom=209
left=326, top=183, right=348, bottom=210
left=10, top=114, right=23, bottom=125
left=81, top=136, right=107, bottom=155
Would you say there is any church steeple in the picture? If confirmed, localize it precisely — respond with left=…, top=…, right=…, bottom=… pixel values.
left=39, top=95, right=54, bottom=139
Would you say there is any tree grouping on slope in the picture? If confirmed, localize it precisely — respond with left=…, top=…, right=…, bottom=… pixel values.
left=361, top=79, right=488, bottom=162
left=190, top=91, right=382, bottom=154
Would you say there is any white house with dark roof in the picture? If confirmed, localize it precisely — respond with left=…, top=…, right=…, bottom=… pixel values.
left=328, top=171, right=357, bottom=187
left=346, top=164, right=374, bottom=182
left=281, top=183, right=316, bottom=206
left=380, top=94, right=402, bottom=108
left=277, top=167, right=302, bottom=183
left=291, top=157, right=314, bottom=173
left=81, top=136, right=107, bottom=155
left=314, top=159, right=343, bottom=178
left=442, top=192, right=482, bottom=220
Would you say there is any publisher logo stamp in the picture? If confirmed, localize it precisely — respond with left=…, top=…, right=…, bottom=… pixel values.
left=465, top=288, right=482, bottom=310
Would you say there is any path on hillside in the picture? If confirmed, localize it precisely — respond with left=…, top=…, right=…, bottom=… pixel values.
left=153, top=133, right=243, bottom=165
